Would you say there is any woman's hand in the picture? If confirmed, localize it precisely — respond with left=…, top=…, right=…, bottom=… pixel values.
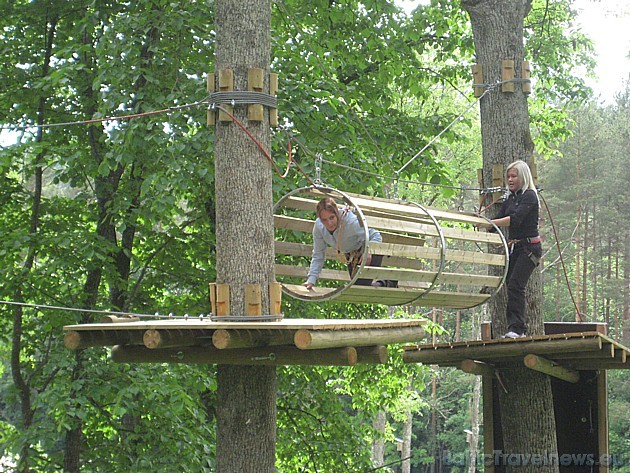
left=303, top=282, right=314, bottom=290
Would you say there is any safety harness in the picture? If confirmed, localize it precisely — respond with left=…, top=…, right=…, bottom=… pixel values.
left=508, top=235, right=542, bottom=266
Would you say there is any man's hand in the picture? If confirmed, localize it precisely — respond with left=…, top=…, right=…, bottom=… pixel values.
left=303, top=282, right=314, bottom=290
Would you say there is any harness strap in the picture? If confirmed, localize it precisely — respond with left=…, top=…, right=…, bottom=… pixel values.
left=335, top=206, right=355, bottom=262
left=528, top=252, right=541, bottom=267
left=508, top=235, right=542, bottom=246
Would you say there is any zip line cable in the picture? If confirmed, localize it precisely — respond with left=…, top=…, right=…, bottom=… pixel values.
left=395, top=87, right=492, bottom=176
left=0, top=299, right=199, bottom=319
left=1, top=97, right=212, bottom=132
left=280, top=127, right=488, bottom=193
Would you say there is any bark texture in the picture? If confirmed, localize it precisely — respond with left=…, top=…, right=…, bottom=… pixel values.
left=462, top=1, right=559, bottom=472
left=214, top=1, right=277, bottom=472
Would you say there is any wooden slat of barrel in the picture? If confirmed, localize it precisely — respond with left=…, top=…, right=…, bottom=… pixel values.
left=275, top=264, right=502, bottom=288
left=274, top=241, right=505, bottom=269
left=370, top=242, right=505, bottom=266
left=365, top=215, right=502, bottom=245
left=300, top=189, right=493, bottom=228
left=282, top=283, right=490, bottom=308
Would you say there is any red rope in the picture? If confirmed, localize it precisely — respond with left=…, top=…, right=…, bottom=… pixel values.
left=214, top=105, right=314, bottom=185
left=540, top=193, right=583, bottom=322
left=6, top=101, right=206, bottom=130
left=478, top=192, right=502, bottom=214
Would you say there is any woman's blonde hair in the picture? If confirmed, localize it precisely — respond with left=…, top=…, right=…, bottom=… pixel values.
left=507, top=160, right=539, bottom=205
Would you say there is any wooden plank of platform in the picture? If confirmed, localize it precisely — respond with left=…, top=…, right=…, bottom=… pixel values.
left=275, top=264, right=349, bottom=282
left=64, top=317, right=428, bottom=332
left=360, top=267, right=502, bottom=287
left=331, top=287, right=490, bottom=308
left=62, top=318, right=427, bottom=358
left=341, top=191, right=495, bottom=228
left=380, top=232, right=426, bottom=247
left=275, top=241, right=336, bottom=259
left=294, top=325, right=425, bottom=350
left=371, top=242, right=506, bottom=266
left=64, top=329, right=146, bottom=350
left=364, top=215, right=502, bottom=245
left=402, top=332, right=630, bottom=370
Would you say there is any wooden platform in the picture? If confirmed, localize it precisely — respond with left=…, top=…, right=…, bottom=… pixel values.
left=63, top=318, right=427, bottom=366
left=403, top=332, right=630, bottom=371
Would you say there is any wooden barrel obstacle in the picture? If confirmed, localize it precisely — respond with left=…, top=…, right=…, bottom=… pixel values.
left=274, top=186, right=509, bottom=308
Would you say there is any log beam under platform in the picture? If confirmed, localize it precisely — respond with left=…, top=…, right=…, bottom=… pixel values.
left=212, top=328, right=295, bottom=350
left=111, top=344, right=362, bottom=366
left=356, top=345, right=388, bottom=364
left=460, top=359, right=494, bottom=377
left=143, top=329, right=213, bottom=349
left=294, top=326, right=425, bottom=350
left=64, top=330, right=145, bottom=350
left=523, top=354, right=580, bottom=383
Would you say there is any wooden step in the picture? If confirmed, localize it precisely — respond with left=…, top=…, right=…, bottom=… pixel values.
left=275, top=264, right=502, bottom=288
left=281, top=283, right=490, bottom=308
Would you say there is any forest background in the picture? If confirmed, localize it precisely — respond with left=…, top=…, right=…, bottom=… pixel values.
left=0, top=0, right=627, bottom=471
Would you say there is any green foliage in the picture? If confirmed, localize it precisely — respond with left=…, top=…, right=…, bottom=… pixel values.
left=539, top=93, right=629, bottom=330
left=0, top=0, right=615, bottom=470
left=608, top=371, right=630, bottom=472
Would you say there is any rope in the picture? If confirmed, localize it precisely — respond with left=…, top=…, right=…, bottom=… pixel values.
left=213, top=104, right=314, bottom=185
left=541, top=211, right=582, bottom=268
left=1, top=98, right=210, bottom=131
left=363, top=455, right=413, bottom=472
left=394, top=77, right=522, bottom=177
left=396, top=87, right=492, bottom=176
left=0, top=299, right=200, bottom=319
left=539, top=193, right=583, bottom=322
left=478, top=192, right=505, bottom=214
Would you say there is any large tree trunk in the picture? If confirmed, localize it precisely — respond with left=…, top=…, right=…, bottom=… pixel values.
left=582, top=205, right=589, bottom=316
left=372, top=411, right=386, bottom=468
left=214, top=1, right=277, bottom=471
left=575, top=155, right=583, bottom=320
left=401, top=407, right=412, bottom=473
left=623, top=242, right=629, bottom=346
left=467, top=307, right=484, bottom=473
left=461, top=1, right=559, bottom=472
left=12, top=13, right=58, bottom=473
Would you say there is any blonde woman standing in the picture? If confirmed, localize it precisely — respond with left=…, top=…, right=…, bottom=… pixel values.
left=491, top=160, right=542, bottom=338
